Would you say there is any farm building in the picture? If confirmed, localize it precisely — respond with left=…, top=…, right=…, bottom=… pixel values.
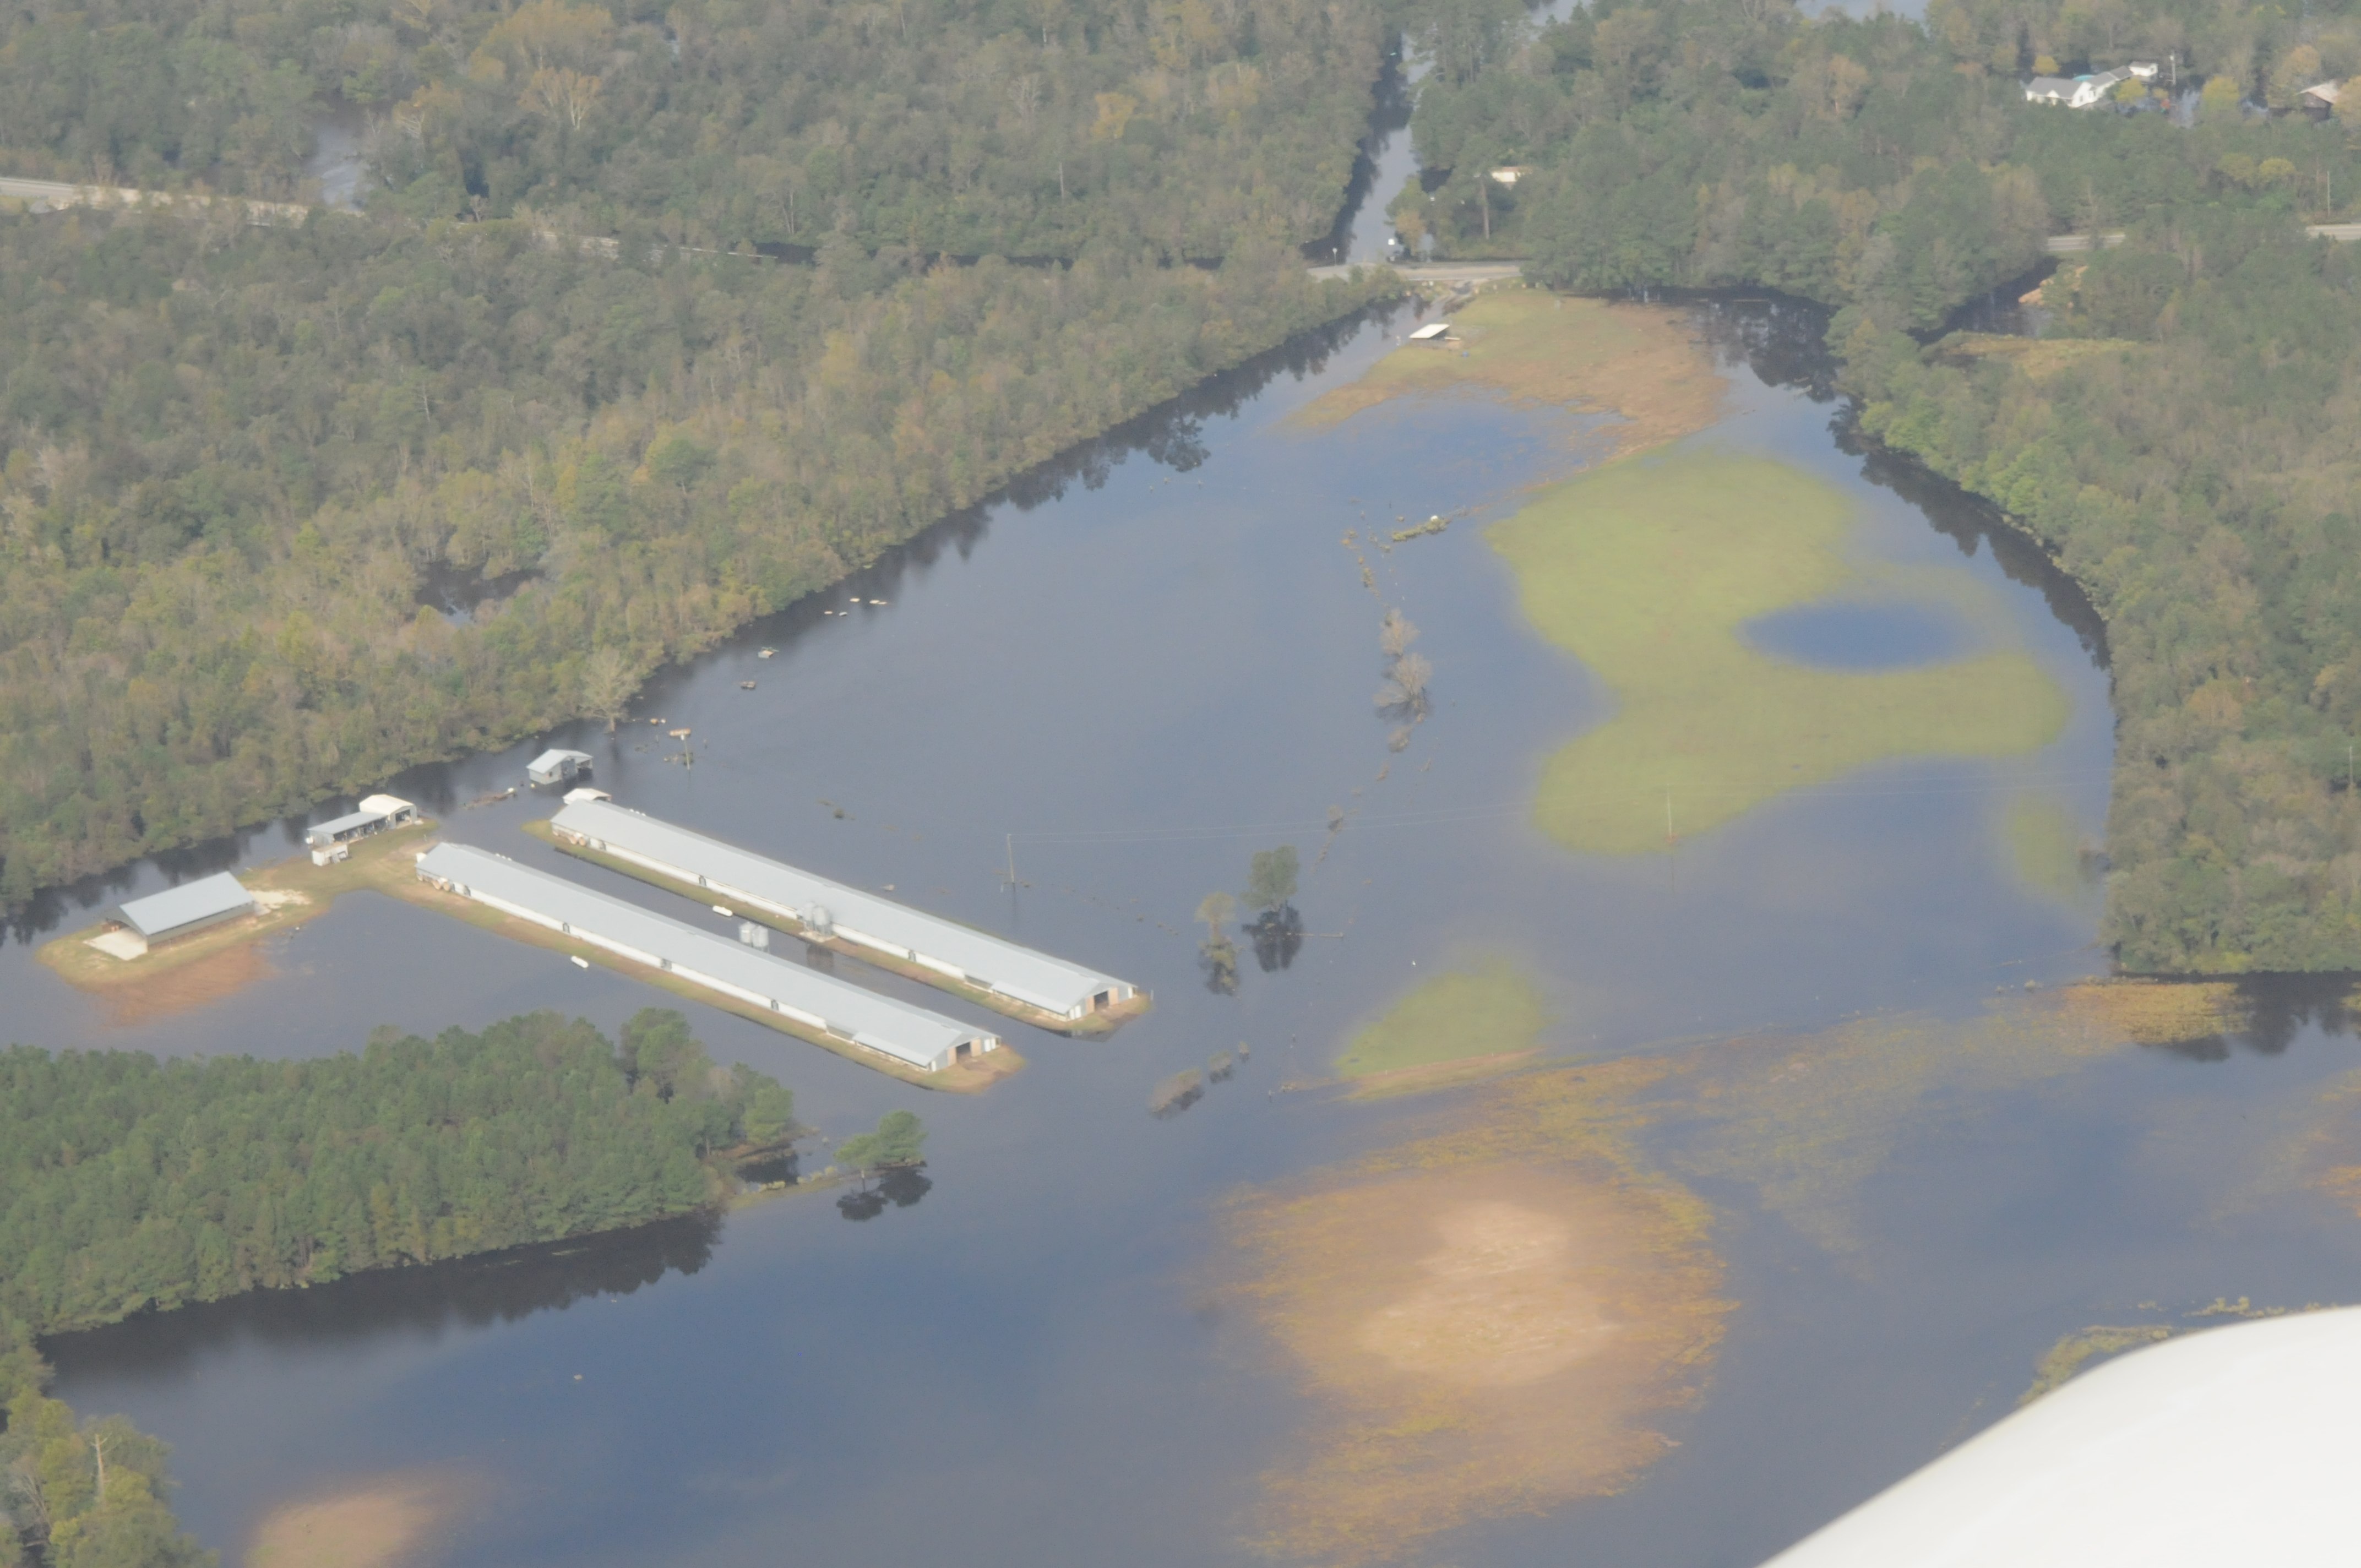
left=527, top=749, right=594, bottom=786
left=304, top=794, right=418, bottom=858
left=1407, top=320, right=1453, bottom=344
left=107, top=872, right=257, bottom=955
left=549, top=799, right=1140, bottom=1021
left=414, top=843, right=1001, bottom=1072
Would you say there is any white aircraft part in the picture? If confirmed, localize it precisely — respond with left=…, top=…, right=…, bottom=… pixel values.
left=1761, top=1307, right=2361, bottom=1568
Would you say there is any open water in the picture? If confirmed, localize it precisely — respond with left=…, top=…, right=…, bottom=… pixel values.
left=8, top=292, right=2361, bottom=1567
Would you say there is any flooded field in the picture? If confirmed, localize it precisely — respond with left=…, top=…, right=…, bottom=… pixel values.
left=8, top=282, right=2361, bottom=1568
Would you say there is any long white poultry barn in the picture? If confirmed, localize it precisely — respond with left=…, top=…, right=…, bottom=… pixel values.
left=548, top=798, right=1138, bottom=1021
left=415, top=842, right=1001, bottom=1072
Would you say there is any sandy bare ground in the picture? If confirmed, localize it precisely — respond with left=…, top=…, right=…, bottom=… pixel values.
left=246, top=1472, right=476, bottom=1568
left=1226, top=1061, right=1729, bottom=1564
left=97, top=941, right=276, bottom=1026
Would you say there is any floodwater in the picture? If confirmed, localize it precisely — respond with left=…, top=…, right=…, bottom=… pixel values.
left=10, top=297, right=2361, bottom=1568
left=1745, top=601, right=1973, bottom=670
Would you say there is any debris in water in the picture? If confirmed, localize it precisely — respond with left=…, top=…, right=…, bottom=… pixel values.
left=1209, top=1049, right=1236, bottom=1082
left=739, top=680, right=757, bottom=689
left=758, top=647, right=776, bottom=658
left=570, top=956, right=589, bottom=969
left=1151, top=1069, right=1206, bottom=1118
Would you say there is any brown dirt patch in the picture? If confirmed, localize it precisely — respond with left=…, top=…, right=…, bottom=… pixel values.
left=246, top=1471, right=477, bottom=1568
left=1225, top=1059, right=1727, bottom=1564
left=96, top=940, right=276, bottom=1026
left=1292, top=290, right=1727, bottom=459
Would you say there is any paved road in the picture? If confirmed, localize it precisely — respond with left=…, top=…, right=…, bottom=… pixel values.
left=1307, top=259, right=1527, bottom=283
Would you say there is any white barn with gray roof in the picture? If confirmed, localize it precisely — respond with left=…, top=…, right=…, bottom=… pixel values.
left=415, top=843, right=1000, bottom=1072
left=548, top=799, right=1138, bottom=1021
left=109, top=872, right=257, bottom=953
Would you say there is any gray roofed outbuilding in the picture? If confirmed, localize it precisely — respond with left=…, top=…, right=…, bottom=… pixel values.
left=415, top=842, right=998, bottom=1072
left=112, top=872, right=257, bottom=943
left=548, top=799, right=1137, bottom=1020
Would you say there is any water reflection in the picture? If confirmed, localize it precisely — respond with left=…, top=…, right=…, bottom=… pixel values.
left=2141, top=975, right=2361, bottom=1061
left=836, top=1167, right=933, bottom=1221
left=1745, top=603, right=1970, bottom=670
left=40, top=1212, right=719, bottom=1385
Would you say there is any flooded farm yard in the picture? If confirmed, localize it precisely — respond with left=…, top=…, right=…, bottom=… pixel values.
left=10, top=294, right=2361, bottom=1568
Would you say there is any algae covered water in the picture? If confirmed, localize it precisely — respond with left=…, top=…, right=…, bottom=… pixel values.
left=9, top=298, right=2361, bottom=1568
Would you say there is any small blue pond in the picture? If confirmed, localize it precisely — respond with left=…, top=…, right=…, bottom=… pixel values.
left=1744, top=602, right=1972, bottom=670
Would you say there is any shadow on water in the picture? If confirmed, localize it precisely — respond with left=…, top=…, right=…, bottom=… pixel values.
left=836, top=1167, right=932, bottom=1222
left=1687, top=292, right=2113, bottom=671
left=37, top=1212, right=719, bottom=1382
left=2139, top=974, right=2361, bottom=1061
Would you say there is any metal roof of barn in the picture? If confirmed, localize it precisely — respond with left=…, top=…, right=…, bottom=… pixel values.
left=550, top=799, right=1131, bottom=1016
left=415, top=843, right=989, bottom=1068
left=113, top=872, right=255, bottom=939
left=307, top=809, right=385, bottom=842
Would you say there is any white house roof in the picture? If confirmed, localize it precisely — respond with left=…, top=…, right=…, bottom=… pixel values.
left=529, top=748, right=592, bottom=771
left=2303, top=79, right=2342, bottom=104
left=1408, top=321, right=1453, bottom=340
left=416, top=843, right=992, bottom=1069
left=358, top=793, right=414, bottom=816
left=550, top=799, right=1133, bottom=1016
left=113, top=872, right=255, bottom=939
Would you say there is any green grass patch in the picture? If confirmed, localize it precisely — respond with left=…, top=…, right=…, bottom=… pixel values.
left=1489, top=453, right=2069, bottom=855
left=1334, top=961, right=1548, bottom=1080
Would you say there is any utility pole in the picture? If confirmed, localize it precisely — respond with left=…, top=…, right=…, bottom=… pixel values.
left=1005, top=833, right=1017, bottom=886
left=1664, top=787, right=1675, bottom=845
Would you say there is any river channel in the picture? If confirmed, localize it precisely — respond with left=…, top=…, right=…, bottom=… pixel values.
left=11, top=283, right=2361, bottom=1565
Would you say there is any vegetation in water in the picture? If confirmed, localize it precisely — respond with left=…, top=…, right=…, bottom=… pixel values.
left=1489, top=453, right=2067, bottom=854
left=1294, top=290, right=1728, bottom=458
left=2019, top=1324, right=2173, bottom=1404
left=1150, top=1068, right=1205, bottom=1118
left=0, top=1009, right=788, bottom=1336
left=0, top=1319, right=213, bottom=1568
left=1333, top=960, right=1549, bottom=1088
left=1195, top=891, right=1241, bottom=995
left=1398, top=0, right=2361, bottom=969
left=834, top=1110, right=926, bottom=1174
left=1223, top=1054, right=1729, bottom=1565
left=2004, top=796, right=2099, bottom=908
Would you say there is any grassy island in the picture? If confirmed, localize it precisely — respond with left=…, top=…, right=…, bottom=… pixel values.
left=1490, top=454, right=2069, bottom=856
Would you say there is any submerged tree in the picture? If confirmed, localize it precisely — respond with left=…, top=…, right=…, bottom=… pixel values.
left=1244, top=846, right=1304, bottom=973
left=1245, top=846, right=1299, bottom=913
left=1196, top=890, right=1241, bottom=995
left=580, top=645, right=638, bottom=733
left=835, top=1109, right=927, bottom=1174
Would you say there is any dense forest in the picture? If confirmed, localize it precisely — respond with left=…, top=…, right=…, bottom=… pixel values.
left=1, top=1320, right=211, bottom=1568
left=0, top=1009, right=793, bottom=1335
left=1400, top=0, right=2361, bottom=969
left=0, top=0, right=1389, bottom=257
left=0, top=0, right=1402, bottom=899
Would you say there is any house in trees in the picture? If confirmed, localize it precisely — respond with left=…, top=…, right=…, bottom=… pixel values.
left=304, top=794, right=419, bottom=864
left=2026, top=64, right=2158, bottom=108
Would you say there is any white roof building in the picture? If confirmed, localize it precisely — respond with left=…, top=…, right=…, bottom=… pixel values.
left=415, top=842, right=1000, bottom=1072
left=110, top=872, right=256, bottom=946
left=549, top=799, right=1137, bottom=1021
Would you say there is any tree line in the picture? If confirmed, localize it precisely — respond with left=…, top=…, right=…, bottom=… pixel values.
left=1400, top=0, right=2361, bottom=970
left=1, top=0, right=1397, bottom=259
left=1399, top=0, right=2361, bottom=328
left=2, top=1319, right=211, bottom=1568
left=0, top=1009, right=794, bottom=1336
left=0, top=0, right=1408, bottom=901
left=0, top=207, right=1387, bottom=899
